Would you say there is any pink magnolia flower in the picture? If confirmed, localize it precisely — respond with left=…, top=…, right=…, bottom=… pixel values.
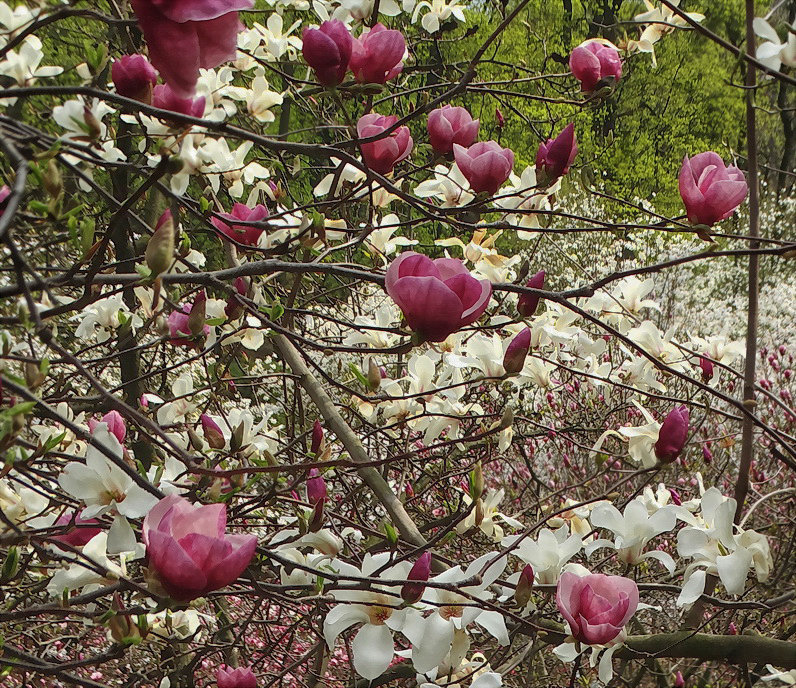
left=306, top=468, right=327, bottom=506
left=0, top=185, right=10, bottom=216
left=678, top=152, right=748, bottom=226
left=699, top=356, right=714, bottom=382
left=216, top=665, right=257, bottom=688
left=302, top=20, right=352, bottom=86
left=357, top=113, right=413, bottom=175
left=311, top=420, right=324, bottom=454
left=211, top=203, right=269, bottom=247
left=654, top=406, right=689, bottom=463
left=200, top=414, right=225, bottom=449
left=349, top=23, right=405, bottom=84
left=517, top=270, right=545, bottom=317
left=130, top=0, right=252, bottom=99
left=427, top=105, right=480, bottom=156
left=569, top=39, right=622, bottom=92
left=401, top=551, right=431, bottom=603
left=536, top=123, right=577, bottom=182
left=453, top=141, right=514, bottom=195
left=556, top=571, right=639, bottom=645
left=385, top=252, right=492, bottom=342
left=143, top=494, right=258, bottom=601
left=88, top=410, right=127, bottom=444
left=151, top=84, right=206, bottom=118
left=52, top=511, right=102, bottom=548
left=168, top=302, right=210, bottom=347
left=111, top=55, right=158, bottom=103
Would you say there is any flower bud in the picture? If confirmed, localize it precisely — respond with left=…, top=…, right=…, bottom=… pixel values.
left=654, top=406, right=689, bottom=463
left=145, top=210, right=175, bottom=277
left=669, top=488, right=682, bottom=506
left=514, top=564, right=534, bottom=607
left=367, top=358, right=381, bottom=391
left=201, top=414, right=225, bottom=450
left=699, top=356, right=714, bottom=382
left=401, top=551, right=431, bottom=604
left=0, top=546, right=20, bottom=582
left=503, top=327, right=531, bottom=375
left=469, top=462, right=484, bottom=500
left=535, top=123, right=577, bottom=184
left=702, top=444, right=713, bottom=464
left=495, top=107, right=505, bottom=128
left=88, top=410, right=127, bottom=444
left=83, top=106, right=103, bottom=140
left=230, top=421, right=246, bottom=453
left=302, top=19, right=353, bottom=87
left=517, top=270, right=545, bottom=317
left=111, top=54, right=157, bottom=103
left=187, top=289, right=207, bottom=336
left=225, top=277, right=249, bottom=320
left=311, top=420, right=324, bottom=455
left=306, top=468, right=327, bottom=506
left=674, top=671, right=685, bottom=688
left=216, top=665, right=257, bottom=688
left=43, top=159, right=63, bottom=199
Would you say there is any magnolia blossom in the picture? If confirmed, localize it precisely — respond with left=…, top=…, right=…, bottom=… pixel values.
left=323, top=552, right=411, bottom=679
left=0, top=35, right=63, bottom=89
left=586, top=498, right=679, bottom=572
left=495, top=165, right=557, bottom=235
left=569, top=39, right=621, bottom=92
left=410, top=0, right=466, bottom=34
left=47, top=532, right=125, bottom=596
left=503, top=525, right=582, bottom=584
left=414, top=163, right=475, bottom=207
left=753, top=17, right=796, bottom=73
left=631, top=0, right=705, bottom=66
left=679, top=152, right=748, bottom=227
left=364, top=213, right=418, bottom=261
left=302, top=19, right=352, bottom=86
left=455, top=488, right=523, bottom=541
left=59, top=424, right=159, bottom=519
left=349, top=23, right=405, bottom=84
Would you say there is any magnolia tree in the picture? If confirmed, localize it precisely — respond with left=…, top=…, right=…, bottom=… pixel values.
left=0, top=0, right=795, bottom=687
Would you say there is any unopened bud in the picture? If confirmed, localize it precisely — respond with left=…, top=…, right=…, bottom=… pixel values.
left=230, top=421, right=246, bottom=453
left=200, top=413, right=225, bottom=450
left=469, top=462, right=484, bottom=500
left=311, top=420, right=324, bottom=455
left=503, top=327, right=531, bottom=375
left=308, top=500, right=325, bottom=533
left=674, top=671, right=685, bottom=688
left=1, top=546, right=20, bottom=582
left=43, top=159, right=63, bottom=199
left=145, top=210, right=175, bottom=277
left=24, top=361, right=46, bottom=390
left=514, top=564, right=534, bottom=607
left=699, top=356, right=714, bottom=383
left=401, top=552, right=431, bottom=604
left=367, top=358, right=381, bottom=391
left=83, top=106, right=103, bottom=140
left=187, top=426, right=204, bottom=451
left=517, top=270, right=545, bottom=317
left=306, top=468, right=327, bottom=506
left=187, top=289, right=207, bottom=336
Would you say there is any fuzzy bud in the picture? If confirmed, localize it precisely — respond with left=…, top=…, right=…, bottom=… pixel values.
left=699, top=356, right=714, bottom=383
left=145, top=210, right=175, bottom=277
left=187, top=289, right=207, bottom=336
left=514, top=564, right=534, bottom=607
left=367, top=358, right=382, bottom=391
left=200, top=414, right=225, bottom=449
left=517, top=270, right=545, bottom=317
left=311, top=420, right=324, bottom=455
left=503, top=327, right=531, bottom=375
left=306, top=468, right=327, bottom=506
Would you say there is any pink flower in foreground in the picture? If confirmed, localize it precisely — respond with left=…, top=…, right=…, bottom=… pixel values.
left=88, top=410, right=127, bottom=444
left=654, top=406, right=689, bottom=463
left=152, top=84, right=206, bottom=118
left=385, top=252, right=492, bottom=342
left=453, top=141, right=514, bottom=195
left=349, top=23, right=405, bottom=84
left=216, top=665, right=257, bottom=688
left=569, top=39, right=622, bottom=92
left=678, top=152, right=748, bottom=226
left=427, top=105, right=480, bottom=156
left=143, top=494, right=258, bottom=600
left=52, top=511, right=102, bottom=548
left=211, top=203, right=269, bottom=247
left=302, top=20, right=352, bottom=86
left=556, top=571, right=639, bottom=645
left=168, top=303, right=210, bottom=347
left=111, top=55, right=158, bottom=103
left=130, top=0, right=252, bottom=99
left=357, top=113, right=413, bottom=175
left=536, top=123, right=577, bottom=182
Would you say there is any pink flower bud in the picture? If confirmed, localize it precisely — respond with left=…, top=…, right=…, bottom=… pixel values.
left=357, top=113, right=413, bottom=175
left=702, top=444, right=713, bottom=464
left=168, top=302, right=210, bottom=347
left=111, top=54, right=157, bottom=103
left=514, top=564, right=534, bottom=607
left=453, top=141, right=514, bottom=195
left=0, top=185, right=10, bottom=214
left=225, top=277, right=250, bottom=320
left=427, top=105, right=479, bottom=156
left=216, top=665, right=257, bottom=688
left=152, top=83, right=206, bottom=118
left=669, top=488, right=682, bottom=506
left=302, top=20, right=352, bottom=86
left=679, top=152, right=748, bottom=227
left=699, top=356, right=714, bottom=382
left=556, top=572, right=638, bottom=645
left=536, top=123, right=577, bottom=183
left=307, top=468, right=327, bottom=506
left=674, top=671, right=685, bottom=688
left=89, top=410, right=127, bottom=444
left=654, top=406, right=689, bottom=463
left=385, top=252, right=492, bottom=343
left=401, top=551, right=431, bottom=604
left=143, top=495, right=258, bottom=601
left=503, top=327, right=531, bottom=375
left=495, top=107, right=505, bottom=128
left=349, top=23, right=405, bottom=84
left=52, top=511, right=102, bottom=548
left=517, top=270, right=545, bottom=317
left=187, top=289, right=207, bottom=336
left=201, top=414, right=225, bottom=449
left=311, top=420, right=324, bottom=455
left=569, top=39, right=622, bottom=92
left=728, top=622, right=738, bottom=635
left=212, top=203, right=269, bottom=248
left=145, top=209, right=175, bottom=277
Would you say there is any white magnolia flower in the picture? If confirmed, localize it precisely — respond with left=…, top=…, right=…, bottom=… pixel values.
left=59, top=425, right=159, bottom=519
left=437, top=229, right=520, bottom=282
left=343, top=301, right=401, bottom=348
left=202, top=138, right=270, bottom=198
left=196, top=67, right=240, bottom=120
left=414, top=163, right=474, bottom=207
left=52, top=97, right=116, bottom=141
left=761, top=665, right=796, bottom=685
left=416, top=651, right=502, bottom=688
left=631, top=0, right=705, bottom=65
left=455, top=489, right=523, bottom=541
left=753, top=17, right=796, bottom=73
left=156, top=372, right=199, bottom=426
left=257, top=14, right=303, bottom=61
left=148, top=609, right=204, bottom=640
left=403, top=552, right=509, bottom=673
left=494, top=165, right=557, bottom=236
left=364, top=213, right=418, bottom=262
left=503, top=525, right=582, bottom=584
left=586, top=498, right=679, bottom=572
left=677, top=487, right=772, bottom=605
left=73, top=293, right=142, bottom=342
left=0, top=478, right=53, bottom=532
left=0, top=35, right=62, bottom=89
left=323, top=552, right=411, bottom=679
left=47, top=531, right=124, bottom=596
left=0, top=2, right=39, bottom=42
left=411, top=0, right=466, bottom=33
left=246, top=72, right=284, bottom=123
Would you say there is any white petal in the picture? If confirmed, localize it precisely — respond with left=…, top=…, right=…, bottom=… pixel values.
left=351, top=623, right=394, bottom=680
left=716, top=549, right=753, bottom=595
left=107, top=515, right=136, bottom=554
left=639, top=550, right=676, bottom=574
left=677, top=569, right=707, bottom=606
left=410, top=613, right=455, bottom=673
left=323, top=605, right=368, bottom=648
left=476, top=609, right=509, bottom=645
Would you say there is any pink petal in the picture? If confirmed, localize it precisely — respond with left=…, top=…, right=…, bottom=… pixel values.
left=390, top=276, right=464, bottom=342
left=195, top=13, right=243, bottom=69
left=149, top=0, right=252, bottom=22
